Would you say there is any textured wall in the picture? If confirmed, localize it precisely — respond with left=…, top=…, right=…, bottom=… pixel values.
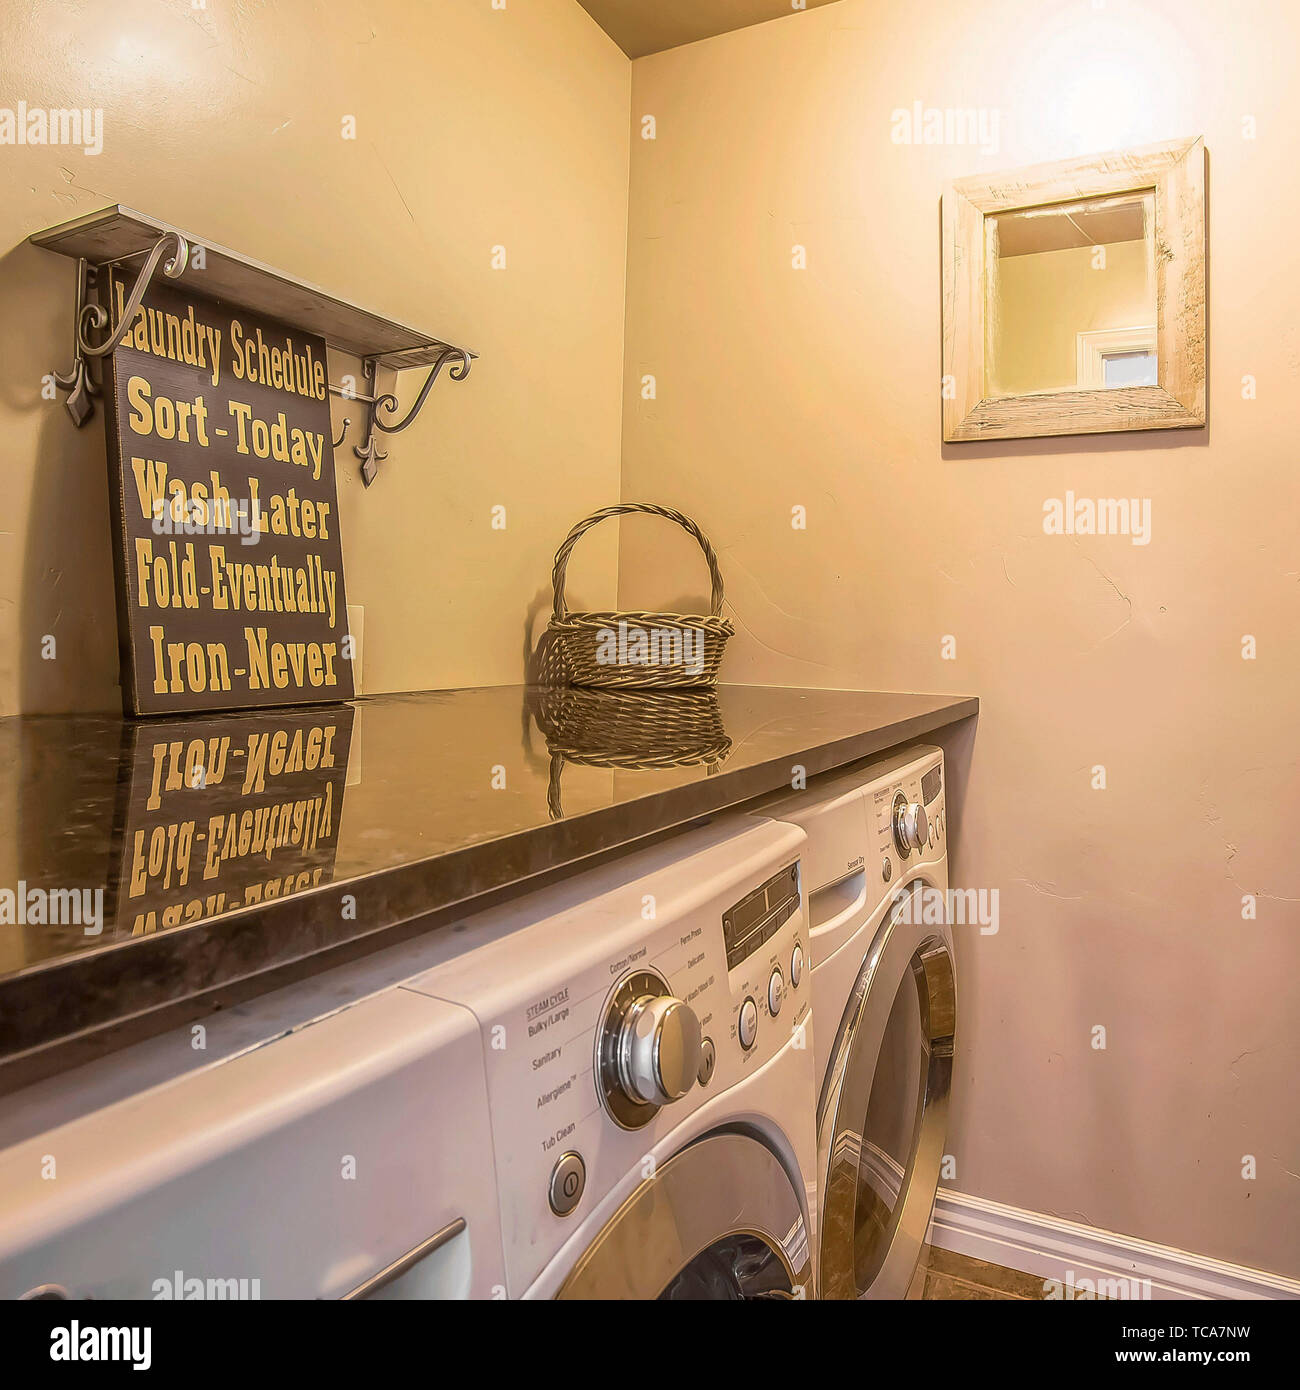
left=0, top=0, right=629, bottom=715
left=620, top=0, right=1300, bottom=1275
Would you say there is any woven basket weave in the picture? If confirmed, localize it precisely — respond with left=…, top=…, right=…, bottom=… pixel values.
left=528, top=686, right=732, bottom=820
left=540, top=503, right=734, bottom=689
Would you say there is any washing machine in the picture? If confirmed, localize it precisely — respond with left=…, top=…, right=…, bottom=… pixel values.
left=757, top=744, right=955, bottom=1300
left=404, top=813, right=819, bottom=1300
left=0, top=984, right=508, bottom=1299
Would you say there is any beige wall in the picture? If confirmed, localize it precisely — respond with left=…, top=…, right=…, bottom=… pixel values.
left=4, top=0, right=1297, bottom=1282
left=620, top=0, right=1300, bottom=1275
left=0, top=0, right=629, bottom=715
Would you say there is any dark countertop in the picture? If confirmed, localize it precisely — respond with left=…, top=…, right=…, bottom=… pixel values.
left=0, top=684, right=977, bottom=1090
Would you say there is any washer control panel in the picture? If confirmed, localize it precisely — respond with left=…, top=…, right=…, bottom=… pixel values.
left=406, top=823, right=810, bottom=1296
left=722, top=862, right=801, bottom=969
left=596, top=969, right=703, bottom=1129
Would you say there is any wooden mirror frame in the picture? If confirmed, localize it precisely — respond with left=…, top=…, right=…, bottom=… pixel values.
left=941, top=137, right=1206, bottom=443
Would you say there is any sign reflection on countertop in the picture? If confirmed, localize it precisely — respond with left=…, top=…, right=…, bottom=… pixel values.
left=109, top=704, right=355, bottom=937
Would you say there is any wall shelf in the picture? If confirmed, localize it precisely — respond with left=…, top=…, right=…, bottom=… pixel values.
left=30, top=205, right=476, bottom=484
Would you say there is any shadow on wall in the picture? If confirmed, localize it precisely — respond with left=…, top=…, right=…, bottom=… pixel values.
left=523, top=586, right=555, bottom=684
left=930, top=714, right=976, bottom=887
left=1, top=240, right=121, bottom=714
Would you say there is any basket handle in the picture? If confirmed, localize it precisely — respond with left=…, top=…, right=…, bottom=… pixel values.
left=550, top=503, right=726, bottom=622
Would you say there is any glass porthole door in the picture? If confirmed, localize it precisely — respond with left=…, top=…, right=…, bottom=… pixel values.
left=818, top=881, right=956, bottom=1300
left=556, top=1131, right=812, bottom=1300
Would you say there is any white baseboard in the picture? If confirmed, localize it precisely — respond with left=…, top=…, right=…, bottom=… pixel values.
left=927, top=1190, right=1300, bottom=1301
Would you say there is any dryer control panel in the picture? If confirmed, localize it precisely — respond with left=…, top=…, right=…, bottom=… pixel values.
left=867, top=748, right=947, bottom=876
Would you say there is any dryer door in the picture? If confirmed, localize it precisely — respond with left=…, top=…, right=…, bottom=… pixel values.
left=555, top=1132, right=811, bottom=1300
left=818, top=880, right=955, bottom=1300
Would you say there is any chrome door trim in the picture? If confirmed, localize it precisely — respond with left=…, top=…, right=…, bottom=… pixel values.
left=555, top=1130, right=812, bottom=1300
left=818, top=880, right=956, bottom=1300
left=342, top=1217, right=467, bottom=1299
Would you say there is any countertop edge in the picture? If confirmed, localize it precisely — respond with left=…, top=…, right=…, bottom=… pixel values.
left=0, top=692, right=977, bottom=1092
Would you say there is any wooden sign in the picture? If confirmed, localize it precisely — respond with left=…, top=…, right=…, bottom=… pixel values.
left=107, top=705, right=354, bottom=937
left=102, top=274, right=354, bottom=715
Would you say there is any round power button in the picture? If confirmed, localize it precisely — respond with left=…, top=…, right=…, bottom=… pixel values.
left=548, top=1151, right=586, bottom=1217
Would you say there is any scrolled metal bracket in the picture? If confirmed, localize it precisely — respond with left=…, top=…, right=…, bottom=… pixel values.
left=78, top=231, right=188, bottom=359
left=330, top=346, right=473, bottom=488
left=51, top=258, right=101, bottom=427
left=50, top=231, right=189, bottom=428
left=355, top=430, right=388, bottom=488
left=372, top=347, right=472, bottom=436
left=352, top=359, right=388, bottom=488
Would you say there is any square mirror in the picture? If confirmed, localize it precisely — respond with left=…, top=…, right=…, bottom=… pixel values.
left=942, top=138, right=1205, bottom=442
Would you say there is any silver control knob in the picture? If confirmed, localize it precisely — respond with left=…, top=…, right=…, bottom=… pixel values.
left=893, top=798, right=929, bottom=855
left=613, top=991, right=702, bottom=1108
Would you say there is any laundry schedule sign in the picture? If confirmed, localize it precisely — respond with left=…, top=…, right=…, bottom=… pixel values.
left=102, top=275, right=354, bottom=715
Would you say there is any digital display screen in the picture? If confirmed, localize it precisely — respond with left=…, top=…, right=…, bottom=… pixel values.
left=723, top=864, right=800, bottom=970
left=730, top=890, right=768, bottom=936
left=922, top=765, right=942, bottom=805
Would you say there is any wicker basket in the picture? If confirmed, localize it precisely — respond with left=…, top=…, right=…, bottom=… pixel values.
left=527, top=686, right=732, bottom=820
left=540, top=503, right=734, bottom=689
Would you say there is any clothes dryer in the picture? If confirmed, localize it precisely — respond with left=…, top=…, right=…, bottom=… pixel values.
left=758, top=745, right=955, bottom=1300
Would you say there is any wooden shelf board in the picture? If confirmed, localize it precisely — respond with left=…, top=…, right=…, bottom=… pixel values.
left=29, top=205, right=474, bottom=370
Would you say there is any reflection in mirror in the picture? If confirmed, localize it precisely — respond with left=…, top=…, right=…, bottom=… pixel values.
left=985, top=191, right=1157, bottom=399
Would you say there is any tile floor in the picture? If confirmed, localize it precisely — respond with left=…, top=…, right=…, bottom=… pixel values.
left=921, top=1247, right=1053, bottom=1300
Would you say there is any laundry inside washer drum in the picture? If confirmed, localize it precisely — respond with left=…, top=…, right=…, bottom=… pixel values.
left=660, top=1235, right=798, bottom=1300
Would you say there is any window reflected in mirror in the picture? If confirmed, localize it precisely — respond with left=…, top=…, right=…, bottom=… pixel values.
left=984, top=191, right=1157, bottom=399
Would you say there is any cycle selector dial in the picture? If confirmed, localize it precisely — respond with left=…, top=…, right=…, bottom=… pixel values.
left=598, top=970, right=702, bottom=1129
left=892, top=793, right=929, bottom=857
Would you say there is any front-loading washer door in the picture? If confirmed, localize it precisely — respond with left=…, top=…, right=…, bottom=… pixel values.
left=818, top=880, right=955, bottom=1300
left=555, top=1131, right=812, bottom=1300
